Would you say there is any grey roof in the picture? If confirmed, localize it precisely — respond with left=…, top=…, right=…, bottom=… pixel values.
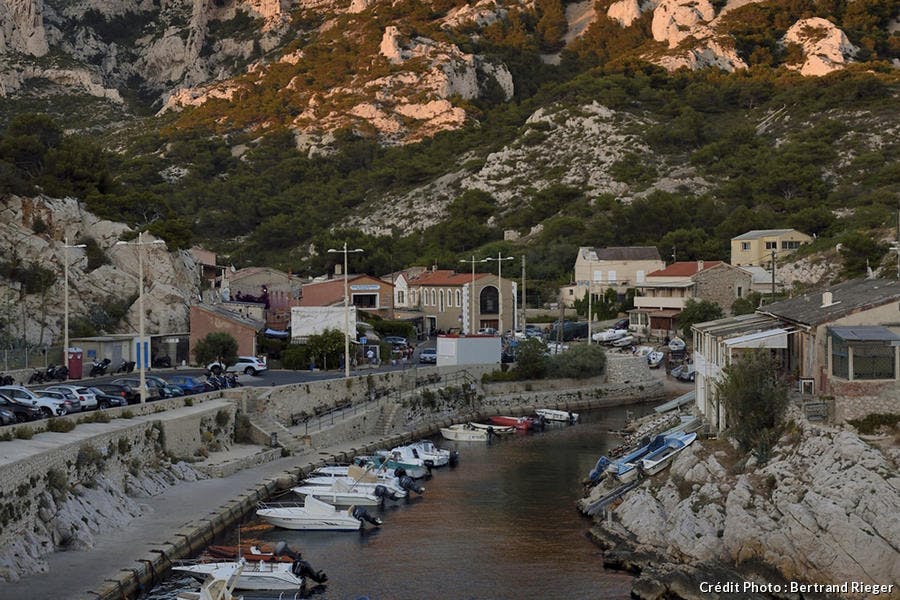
left=828, top=326, right=900, bottom=343
left=732, top=229, right=797, bottom=240
left=740, top=266, right=782, bottom=285
left=692, top=313, right=783, bottom=338
left=196, top=303, right=265, bottom=330
left=585, top=246, right=661, bottom=261
left=761, top=279, right=900, bottom=327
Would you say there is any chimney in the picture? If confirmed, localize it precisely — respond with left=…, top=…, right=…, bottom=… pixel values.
left=697, top=259, right=704, bottom=272
left=821, top=291, right=833, bottom=307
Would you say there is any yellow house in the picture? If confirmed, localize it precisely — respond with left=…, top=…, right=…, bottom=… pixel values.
left=731, top=229, right=812, bottom=267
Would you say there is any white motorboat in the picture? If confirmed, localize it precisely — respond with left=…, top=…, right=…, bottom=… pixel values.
left=407, top=439, right=453, bottom=467
left=668, top=337, right=686, bottom=352
left=441, top=423, right=489, bottom=441
left=256, top=496, right=381, bottom=531
left=592, top=328, right=628, bottom=343
left=292, top=479, right=386, bottom=506
left=639, top=432, right=697, bottom=476
left=176, top=561, right=302, bottom=592
left=176, top=560, right=243, bottom=600
left=534, top=408, right=579, bottom=423
left=377, top=446, right=430, bottom=478
left=611, top=335, right=635, bottom=347
left=647, top=350, right=665, bottom=368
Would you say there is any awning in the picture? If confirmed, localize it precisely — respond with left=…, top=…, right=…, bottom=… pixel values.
left=263, top=328, right=290, bottom=338
left=650, top=309, right=681, bottom=318
left=829, top=326, right=900, bottom=343
left=724, top=328, right=788, bottom=349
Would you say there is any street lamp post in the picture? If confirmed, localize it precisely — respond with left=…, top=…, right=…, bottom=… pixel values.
left=116, top=232, right=165, bottom=402
left=328, top=243, right=364, bottom=378
left=63, top=237, right=86, bottom=371
left=481, top=253, right=514, bottom=335
left=459, top=256, right=479, bottom=334
left=587, top=258, right=593, bottom=344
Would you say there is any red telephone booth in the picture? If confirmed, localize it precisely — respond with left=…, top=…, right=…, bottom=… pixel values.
left=67, top=348, right=83, bottom=380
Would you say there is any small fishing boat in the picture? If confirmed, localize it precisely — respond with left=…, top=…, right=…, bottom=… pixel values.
left=468, top=421, right=515, bottom=434
left=587, top=434, right=669, bottom=484
left=256, top=497, right=381, bottom=531
left=534, top=408, right=579, bottom=423
left=205, top=545, right=292, bottom=563
left=407, top=439, right=455, bottom=467
left=292, top=479, right=395, bottom=506
left=639, top=432, right=697, bottom=476
left=441, top=423, right=490, bottom=441
left=592, top=328, right=628, bottom=343
left=177, top=543, right=328, bottom=592
left=647, top=350, right=665, bottom=368
left=375, top=447, right=430, bottom=479
left=176, top=560, right=243, bottom=600
left=668, top=337, right=686, bottom=352
left=488, top=415, right=536, bottom=430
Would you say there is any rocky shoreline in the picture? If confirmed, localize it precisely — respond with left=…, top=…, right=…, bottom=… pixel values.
left=581, top=413, right=900, bottom=599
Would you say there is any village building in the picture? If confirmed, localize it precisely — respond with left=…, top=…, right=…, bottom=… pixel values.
left=629, top=261, right=752, bottom=339
left=561, top=246, right=664, bottom=307
left=692, top=278, right=900, bottom=430
left=298, top=274, right=394, bottom=319
left=189, top=304, right=264, bottom=364
left=731, top=229, right=813, bottom=267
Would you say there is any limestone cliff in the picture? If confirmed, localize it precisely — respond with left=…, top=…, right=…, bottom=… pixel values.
left=585, top=417, right=900, bottom=598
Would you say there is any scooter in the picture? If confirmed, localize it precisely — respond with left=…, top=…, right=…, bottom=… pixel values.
left=27, top=369, right=45, bottom=384
left=45, top=364, right=69, bottom=381
left=89, top=358, right=111, bottom=377
left=115, top=360, right=136, bottom=374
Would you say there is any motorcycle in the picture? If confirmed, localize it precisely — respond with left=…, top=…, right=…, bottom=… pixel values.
left=27, top=369, right=46, bottom=384
left=115, top=360, right=136, bottom=374
left=0, top=373, right=13, bottom=386
left=152, top=355, right=171, bottom=369
left=89, top=358, right=111, bottom=377
left=45, top=364, right=69, bottom=381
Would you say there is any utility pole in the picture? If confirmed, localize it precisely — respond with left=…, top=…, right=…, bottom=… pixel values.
left=520, top=255, right=526, bottom=335
left=771, top=249, right=776, bottom=297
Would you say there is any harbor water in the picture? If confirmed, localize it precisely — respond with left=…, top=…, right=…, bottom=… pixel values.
left=145, top=404, right=656, bottom=600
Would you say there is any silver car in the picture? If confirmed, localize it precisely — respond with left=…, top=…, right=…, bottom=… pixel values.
left=37, top=389, right=82, bottom=414
left=45, top=385, right=98, bottom=410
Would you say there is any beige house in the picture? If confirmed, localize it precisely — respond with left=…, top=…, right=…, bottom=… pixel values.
left=561, top=246, right=664, bottom=307
left=405, top=269, right=517, bottom=335
left=731, top=229, right=812, bottom=267
left=630, top=261, right=752, bottom=339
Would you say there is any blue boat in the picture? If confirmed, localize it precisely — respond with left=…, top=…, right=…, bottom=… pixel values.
left=587, top=434, right=669, bottom=483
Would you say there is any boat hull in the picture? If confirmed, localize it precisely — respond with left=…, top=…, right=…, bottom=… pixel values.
left=292, top=487, right=381, bottom=506
left=441, top=425, right=489, bottom=441
left=488, top=415, right=534, bottom=430
left=256, top=510, right=361, bottom=531
left=177, top=563, right=303, bottom=591
left=535, top=408, right=579, bottom=423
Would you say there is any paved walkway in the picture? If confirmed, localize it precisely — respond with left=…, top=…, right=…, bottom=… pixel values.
left=0, top=434, right=386, bottom=600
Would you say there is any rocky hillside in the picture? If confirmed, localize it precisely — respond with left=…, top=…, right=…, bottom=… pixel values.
left=0, top=195, right=198, bottom=349
left=583, top=417, right=900, bottom=598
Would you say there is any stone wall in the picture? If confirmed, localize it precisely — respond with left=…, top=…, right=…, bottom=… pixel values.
left=605, top=352, right=656, bottom=384
left=694, top=265, right=752, bottom=315
left=829, top=379, right=900, bottom=422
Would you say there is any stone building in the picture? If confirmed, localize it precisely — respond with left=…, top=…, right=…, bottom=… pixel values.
left=404, top=269, right=517, bottom=335
left=189, top=304, right=264, bottom=364
left=560, top=246, right=665, bottom=307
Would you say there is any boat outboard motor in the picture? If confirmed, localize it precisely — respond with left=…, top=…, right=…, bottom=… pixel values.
left=351, top=506, right=383, bottom=526
left=398, top=475, right=424, bottom=495
left=273, top=541, right=302, bottom=560
left=373, top=484, right=406, bottom=502
left=393, top=467, right=407, bottom=478
left=291, top=560, right=328, bottom=584
left=448, top=450, right=460, bottom=467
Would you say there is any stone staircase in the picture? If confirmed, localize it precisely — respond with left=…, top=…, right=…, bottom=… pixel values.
left=375, top=401, right=402, bottom=435
left=248, top=412, right=310, bottom=453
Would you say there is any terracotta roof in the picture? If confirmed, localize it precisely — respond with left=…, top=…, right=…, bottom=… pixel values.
left=410, top=270, right=492, bottom=287
left=192, top=304, right=264, bottom=330
left=299, top=275, right=389, bottom=306
left=647, top=261, right=722, bottom=277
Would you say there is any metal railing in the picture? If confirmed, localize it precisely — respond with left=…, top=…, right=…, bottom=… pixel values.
left=1, top=344, right=64, bottom=372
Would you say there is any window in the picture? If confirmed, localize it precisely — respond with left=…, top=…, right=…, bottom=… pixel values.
left=439, top=289, right=445, bottom=312
left=608, top=270, right=617, bottom=283
left=832, top=338, right=849, bottom=378
left=782, top=240, right=801, bottom=250
left=397, top=290, right=404, bottom=304
left=736, top=286, right=743, bottom=298
left=352, top=293, right=378, bottom=309
left=740, top=242, right=750, bottom=251
left=480, top=286, right=499, bottom=314
left=765, top=241, right=777, bottom=250
left=593, top=270, right=602, bottom=282
left=455, top=289, right=462, bottom=306
left=853, top=344, right=895, bottom=380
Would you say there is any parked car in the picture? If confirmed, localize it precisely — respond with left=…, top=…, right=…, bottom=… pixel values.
left=86, top=387, right=128, bottom=409
left=0, top=386, right=69, bottom=417
left=167, top=375, right=208, bottom=395
left=44, top=385, right=98, bottom=410
left=476, top=327, right=498, bottom=335
left=0, top=406, right=15, bottom=426
left=140, top=375, right=184, bottom=399
left=547, top=320, right=589, bottom=342
left=36, top=389, right=82, bottom=414
left=91, top=383, right=138, bottom=405
left=0, top=392, right=43, bottom=422
left=207, top=356, right=268, bottom=376
left=418, top=348, right=437, bottom=364
left=112, top=377, right=163, bottom=401
left=613, top=318, right=630, bottom=330
left=383, top=336, right=408, bottom=347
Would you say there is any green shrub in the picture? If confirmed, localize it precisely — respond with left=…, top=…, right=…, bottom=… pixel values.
left=847, top=413, right=900, bottom=435
left=547, top=344, right=607, bottom=379
left=46, top=468, right=68, bottom=496
left=15, top=426, right=34, bottom=440
left=184, top=397, right=194, bottom=407
left=84, top=411, right=111, bottom=424
left=234, top=413, right=253, bottom=444
left=281, top=344, right=311, bottom=370
left=117, top=437, right=132, bottom=454
left=75, top=444, right=105, bottom=472
left=215, top=409, right=230, bottom=427
left=47, top=418, right=75, bottom=433
left=120, top=410, right=134, bottom=419
left=0, top=431, right=13, bottom=442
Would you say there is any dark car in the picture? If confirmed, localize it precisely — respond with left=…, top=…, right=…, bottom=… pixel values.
left=167, top=375, right=208, bottom=395
left=0, top=406, right=16, bottom=426
left=0, top=392, right=43, bottom=422
left=91, top=382, right=139, bottom=405
left=547, top=320, right=589, bottom=342
left=86, top=387, right=128, bottom=409
left=613, top=318, right=630, bottom=330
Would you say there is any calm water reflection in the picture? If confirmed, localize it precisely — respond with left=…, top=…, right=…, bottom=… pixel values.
left=147, top=404, right=656, bottom=600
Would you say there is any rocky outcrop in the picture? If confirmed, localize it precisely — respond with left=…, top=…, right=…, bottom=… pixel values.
left=0, top=195, right=199, bottom=348
left=0, top=0, right=49, bottom=57
left=783, top=17, right=858, bottom=76
left=651, top=0, right=715, bottom=48
left=589, top=420, right=900, bottom=597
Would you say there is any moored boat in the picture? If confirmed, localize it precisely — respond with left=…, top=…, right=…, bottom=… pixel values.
left=407, top=439, right=455, bottom=467
left=639, top=432, right=697, bottom=476
left=205, top=545, right=292, bottom=563
left=534, top=408, right=579, bottom=423
left=292, top=480, right=392, bottom=506
left=488, top=415, right=536, bottom=430
left=256, top=496, right=382, bottom=531
left=469, top=421, right=515, bottom=434
left=175, top=560, right=243, bottom=600
left=592, top=328, right=628, bottom=343
left=441, top=423, right=490, bottom=441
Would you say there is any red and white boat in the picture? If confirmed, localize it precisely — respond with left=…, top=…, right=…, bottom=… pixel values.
left=488, top=415, right=536, bottom=430
left=205, top=545, right=293, bottom=563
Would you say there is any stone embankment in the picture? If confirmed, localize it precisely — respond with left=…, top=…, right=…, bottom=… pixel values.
left=586, top=413, right=900, bottom=599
